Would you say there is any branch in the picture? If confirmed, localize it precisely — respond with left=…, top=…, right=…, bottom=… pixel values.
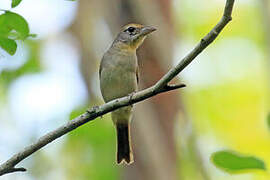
left=0, top=0, right=235, bottom=176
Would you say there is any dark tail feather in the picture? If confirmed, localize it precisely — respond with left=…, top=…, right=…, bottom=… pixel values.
left=116, top=123, right=133, bottom=164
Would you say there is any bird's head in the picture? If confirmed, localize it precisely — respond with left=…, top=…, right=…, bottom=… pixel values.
left=113, top=23, right=156, bottom=50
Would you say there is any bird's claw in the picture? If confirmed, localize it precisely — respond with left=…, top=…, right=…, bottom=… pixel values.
left=128, top=92, right=135, bottom=107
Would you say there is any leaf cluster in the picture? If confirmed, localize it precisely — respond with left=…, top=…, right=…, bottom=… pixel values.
left=0, top=0, right=33, bottom=55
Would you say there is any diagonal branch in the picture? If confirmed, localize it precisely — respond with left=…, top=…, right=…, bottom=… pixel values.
left=0, top=0, right=235, bottom=176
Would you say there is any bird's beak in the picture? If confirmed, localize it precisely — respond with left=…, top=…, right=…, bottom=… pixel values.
left=140, top=26, right=157, bottom=36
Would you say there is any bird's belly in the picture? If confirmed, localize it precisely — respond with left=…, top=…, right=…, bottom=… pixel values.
left=100, top=67, right=137, bottom=102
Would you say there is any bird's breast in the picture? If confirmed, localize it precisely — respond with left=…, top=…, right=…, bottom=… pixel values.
left=100, top=51, right=138, bottom=102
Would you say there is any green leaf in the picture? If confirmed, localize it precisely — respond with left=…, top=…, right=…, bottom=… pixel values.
left=0, top=11, right=29, bottom=40
left=0, top=37, right=17, bottom=55
left=211, top=151, right=266, bottom=173
left=267, top=113, right=270, bottom=129
left=0, top=11, right=30, bottom=55
left=11, top=0, right=22, bottom=8
left=28, top=33, right=37, bottom=38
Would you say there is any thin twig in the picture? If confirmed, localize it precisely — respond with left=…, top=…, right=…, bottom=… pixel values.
left=0, top=0, right=235, bottom=176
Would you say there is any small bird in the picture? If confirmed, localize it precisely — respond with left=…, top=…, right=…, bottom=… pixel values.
left=99, top=24, right=156, bottom=164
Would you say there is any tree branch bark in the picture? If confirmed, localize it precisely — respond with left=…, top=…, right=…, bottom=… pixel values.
left=0, top=0, right=235, bottom=176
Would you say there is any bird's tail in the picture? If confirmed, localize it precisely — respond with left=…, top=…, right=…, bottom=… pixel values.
left=116, top=123, right=133, bottom=164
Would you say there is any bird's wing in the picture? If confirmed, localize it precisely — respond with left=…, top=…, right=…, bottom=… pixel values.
left=99, top=64, right=102, bottom=78
left=99, top=55, right=105, bottom=79
left=136, top=66, right=139, bottom=84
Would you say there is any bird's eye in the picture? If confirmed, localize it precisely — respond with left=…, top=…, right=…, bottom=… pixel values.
left=126, top=27, right=136, bottom=33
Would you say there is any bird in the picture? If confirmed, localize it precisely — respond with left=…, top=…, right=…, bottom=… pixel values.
left=99, top=23, right=156, bottom=164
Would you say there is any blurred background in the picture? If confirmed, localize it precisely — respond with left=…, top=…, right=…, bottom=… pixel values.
left=0, top=0, right=269, bottom=179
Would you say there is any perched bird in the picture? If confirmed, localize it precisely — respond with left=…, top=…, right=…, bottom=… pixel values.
left=99, top=24, right=156, bottom=164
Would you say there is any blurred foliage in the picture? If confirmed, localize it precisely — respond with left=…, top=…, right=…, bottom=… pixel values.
left=178, top=133, right=210, bottom=180
left=30, top=151, right=56, bottom=178
left=0, top=41, right=41, bottom=90
left=267, top=113, right=270, bottom=130
left=62, top=105, right=120, bottom=180
left=172, top=0, right=270, bottom=179
left=175, top=1, right=264, bottom=48
left=211, top=150, right=266, bottom=173
left=183, top=75, right=270, bottom=179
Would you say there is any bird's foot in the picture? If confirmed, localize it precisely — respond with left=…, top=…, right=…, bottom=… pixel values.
left=128, top=92, right=136, bottom=107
